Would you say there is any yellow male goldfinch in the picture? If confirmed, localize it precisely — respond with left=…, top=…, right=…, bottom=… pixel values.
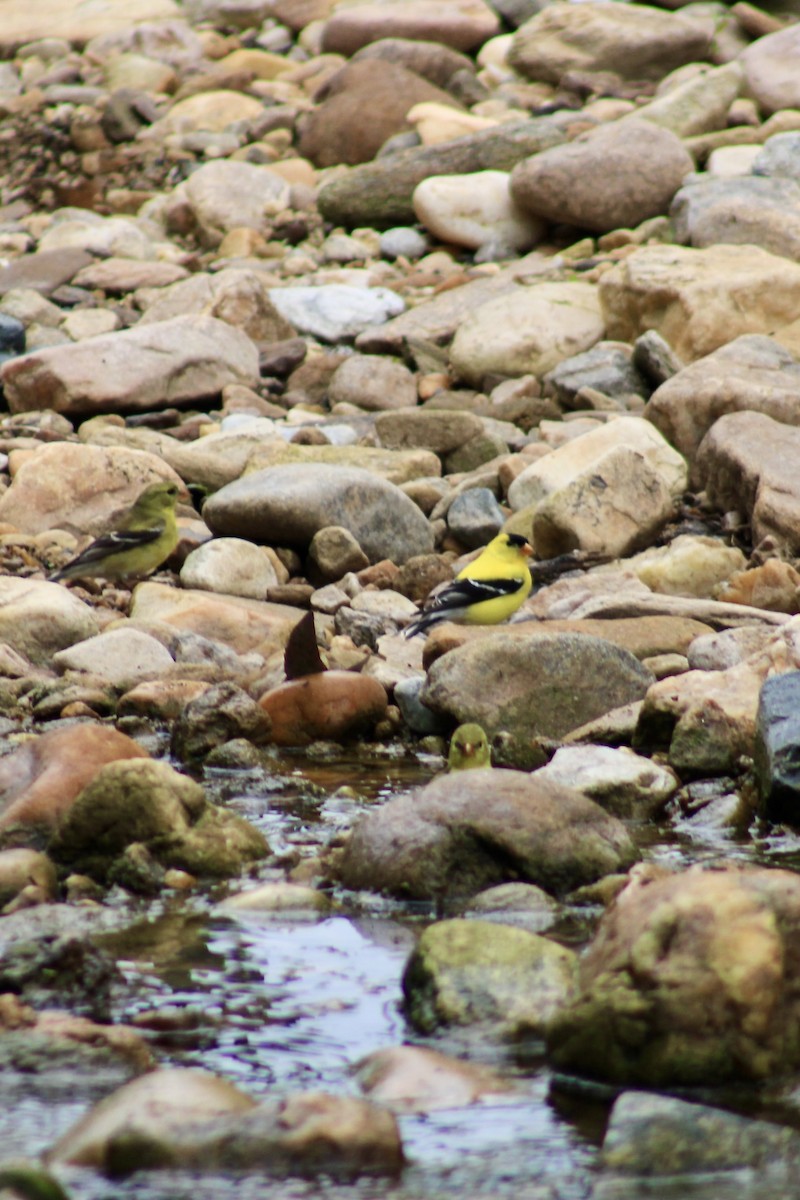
left=404, top=532, right=533, bottom=638
left=49, top=480, right=180, bottom=583
left=448, top=723, right=492, bottom=771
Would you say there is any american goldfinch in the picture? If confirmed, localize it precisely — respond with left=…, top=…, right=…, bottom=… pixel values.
left=404, top=532, right=533, bottom=638
left=49, top=480, right=180, bottom=583
left=448, top=723, right=492, bottom=771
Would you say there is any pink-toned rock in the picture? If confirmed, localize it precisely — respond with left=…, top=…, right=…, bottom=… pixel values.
left=322, top=0, right=500, bottom=55
left=355, top=1045, right=513, bottom=1113
left=0, top=725, right=149, bottom=841
left=0, top=315, right=259, bottom=416
left=259, top=671, right=388, bottom=746
left=0, top=994, right=153, bottom=1072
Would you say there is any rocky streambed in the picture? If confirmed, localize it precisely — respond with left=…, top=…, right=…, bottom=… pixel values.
left=4, top=0, right=800, bottom=1196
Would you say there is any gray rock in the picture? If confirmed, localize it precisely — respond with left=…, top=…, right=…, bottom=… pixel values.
left=394, top=675, right=450, bottom=734
left=204, top=464, right=435, bottom=564
left=379, top=226, right=429, bottom=259
left=445, top=487, right=505, bottom=548
left=0, top=578, right=99, bottom=666
left=752, top=132, right=800, bottom=183
left=170, top=682, right=273, bottom=762
left=52, top=628, right=174, bottom=687
left=741, top=23, right=800, bottom=116
left=511, top=120, right=693, bottom=234
left=336, top=769, right=639, bottom=901
left=375, top=407, right=483, bottom=453
left=267, top=286, right=405, bottom=342
left=671, top=174, right=800, bottom=261
left=543, top=341, right=650, bottom=407
left=632, top=330, right=684, bottom=388
left=421, top=631, right=654, bottom=743
left=754, top=672, right=800, bottom=825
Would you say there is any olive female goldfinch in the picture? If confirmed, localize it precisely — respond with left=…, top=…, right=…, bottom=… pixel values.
left=49, top=480, right=180, bottom=583
left=404, top=532, right=533, bottom=638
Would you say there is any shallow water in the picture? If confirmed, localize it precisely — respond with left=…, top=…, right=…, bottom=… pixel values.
left=1, top=749, right=794, bottom=1200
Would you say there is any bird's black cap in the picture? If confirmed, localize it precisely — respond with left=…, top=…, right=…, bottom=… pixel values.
left=505, top=533, right=531, bottom=549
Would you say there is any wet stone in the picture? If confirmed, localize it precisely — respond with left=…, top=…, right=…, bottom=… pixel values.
left=754, top=671, right=800, bottom=824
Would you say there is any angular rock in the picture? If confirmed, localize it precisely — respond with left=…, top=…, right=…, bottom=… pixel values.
left=697, top=411, right=800, bottom=556
left=630, top=61, right=743, bottom=139
left=532, top=444, right=677, bottom=559
left=203, top=464, right=435, bottom=563
left=355, top=1044, right=511, bottom=1113
left=0, top=315, right=259, bottom=415
left=0, top=247, right=92, bottom=297
left=507, top=415, right=687, bottom=512
left=170, top=681, right=273, bottom=761
left=511, top=120, right=692, bottom=234
left=644, top=334, right=800, bottom=468
left=421, top=631, right=654, bottom=744
left=548, top=863, right=800, bottom=1084
left=52, top=628, right=174, bottom=686
left=375, top=407, right=483, bottom=454
left=627, top=535, right=747, bottom=599
left=336, top=769, right=638, bottom=901
left=636, top=617, right=800, bottom=774
left=599, top=243, right=800, bottom=363
left=509, top=2, right=711, bottom=84
left=543, top=341, right=649, bottom=408
left=402, top=918, right=577, bottom=1036
left=449, top=281, right=604, bottom=386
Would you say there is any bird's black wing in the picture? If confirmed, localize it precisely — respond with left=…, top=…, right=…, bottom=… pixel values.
left=404, top=576, right=524, bottom=637
left=51, top=524, right=164, bottom=578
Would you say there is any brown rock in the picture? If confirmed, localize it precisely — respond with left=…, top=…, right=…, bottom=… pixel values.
left=511, top=120, right=693, bottom=234
left=548, top=863, right=800, bottom=1084
left=298, top=59, right=463, bottom=167
left=259, top=671, right=388, bottom=746
left=322, top=0, right=500, bottom=55
left=0, top=725, right=149, bottom=842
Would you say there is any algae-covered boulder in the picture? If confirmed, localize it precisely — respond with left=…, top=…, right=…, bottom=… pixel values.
left=403, top=918, right=577, bottom=1037
left=49, top=759, right=267, bottom=881
left=548, top=863, right=800, bottom=1085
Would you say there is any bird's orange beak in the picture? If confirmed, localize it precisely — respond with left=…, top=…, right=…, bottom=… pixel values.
left=521, top=542, right=534, bottom=557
